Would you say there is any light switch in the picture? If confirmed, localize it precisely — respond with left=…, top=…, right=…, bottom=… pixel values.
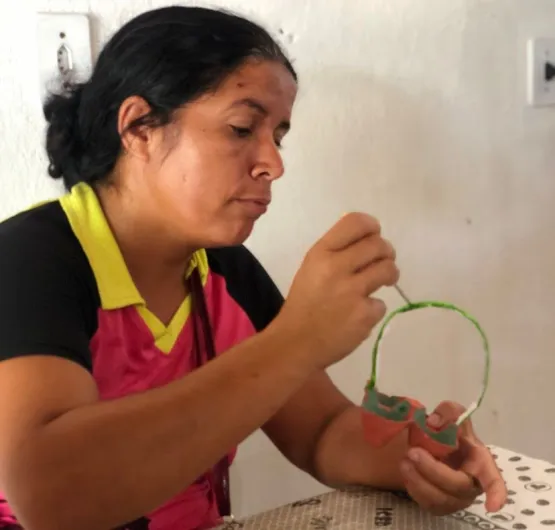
left=526, top=37, right=555, bottom=107
left=37, top=13, right=93, bottom=103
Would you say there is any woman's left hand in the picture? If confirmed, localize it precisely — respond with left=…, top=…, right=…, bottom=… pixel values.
left=400, top=401, right=507, bottom=516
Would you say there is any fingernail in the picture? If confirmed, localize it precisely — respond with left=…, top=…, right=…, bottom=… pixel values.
left=427, top=413, right=442, bottom=428
left=401, top=461, right=412, bottom=474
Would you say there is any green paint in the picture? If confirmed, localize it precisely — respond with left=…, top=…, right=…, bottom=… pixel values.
left=412, top=408, right=459, bottom=446
left=362, top=389, right=413, bottom=422
left=365, top=300, right=490, bottom=426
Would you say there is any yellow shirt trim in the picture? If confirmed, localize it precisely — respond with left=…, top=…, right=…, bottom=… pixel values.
left=59, top=182, right=208, bottom=354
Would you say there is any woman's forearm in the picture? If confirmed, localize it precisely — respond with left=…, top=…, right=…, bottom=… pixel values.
left=5, top=327, right=314, bottom=530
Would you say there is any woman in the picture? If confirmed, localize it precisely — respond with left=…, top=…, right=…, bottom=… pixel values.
left=0, top=6, right=505, bottom=530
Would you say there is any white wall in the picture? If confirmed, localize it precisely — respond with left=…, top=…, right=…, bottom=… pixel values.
left=1, top=0, right=555, bottom=519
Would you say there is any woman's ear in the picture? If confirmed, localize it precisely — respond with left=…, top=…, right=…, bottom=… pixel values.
left=117, top=95, right=157, bottom=160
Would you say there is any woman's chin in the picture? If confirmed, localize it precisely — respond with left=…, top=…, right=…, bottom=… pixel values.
left=208, top=219, right=256, bottom=248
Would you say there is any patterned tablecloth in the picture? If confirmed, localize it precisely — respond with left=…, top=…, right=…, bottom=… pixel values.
left=216, top=446, right=555, bottom=529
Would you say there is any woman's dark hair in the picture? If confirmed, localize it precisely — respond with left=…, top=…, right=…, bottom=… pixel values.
left=44, top=6, right=297, bottom=190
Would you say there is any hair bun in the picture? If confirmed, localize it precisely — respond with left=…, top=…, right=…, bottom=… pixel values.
left=43, top=83, right=85, bottom=189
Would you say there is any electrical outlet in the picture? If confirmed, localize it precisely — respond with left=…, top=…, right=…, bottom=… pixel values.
left=526, top=37, right=555, bottom=107
left=37, top=13, right=93, bottom=103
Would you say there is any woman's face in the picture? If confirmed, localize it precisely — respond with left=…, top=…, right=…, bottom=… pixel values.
left=131, top=59, right=297, bottom=249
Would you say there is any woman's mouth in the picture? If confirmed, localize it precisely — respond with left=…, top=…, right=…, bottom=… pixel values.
left=234, top=198, right=270, bottom=217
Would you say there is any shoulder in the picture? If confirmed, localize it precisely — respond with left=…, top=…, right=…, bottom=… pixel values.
left=206, top=245, right=279, bottom=292
left=1, top=200, right=86, bottom=265
left=0, top=201, right=100, bottom=368
left=207, top=244, right=267, bottom=274
left=206, top=245, right=283, bottom=331
left=0, top=201, right=98, bottom=298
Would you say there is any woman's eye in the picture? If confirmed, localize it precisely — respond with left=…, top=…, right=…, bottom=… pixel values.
left=231, top=126, right=252, bottom=138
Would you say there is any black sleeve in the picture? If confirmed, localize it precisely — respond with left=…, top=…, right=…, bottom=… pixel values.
left=207, top=245, right=284, bottom=332
left=0, top=205, right=99, bottom=372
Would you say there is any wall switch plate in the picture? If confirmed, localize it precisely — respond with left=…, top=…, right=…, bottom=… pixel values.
left=526, top=37, right=555, bottom=107
left=37, top=13, right=93, bottom=103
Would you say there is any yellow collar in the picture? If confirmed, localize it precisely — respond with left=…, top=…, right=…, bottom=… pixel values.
left=60, top=182, right=208, bottom=310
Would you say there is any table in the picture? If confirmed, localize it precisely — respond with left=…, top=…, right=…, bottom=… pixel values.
left=216, top=446, right=555, bottom=529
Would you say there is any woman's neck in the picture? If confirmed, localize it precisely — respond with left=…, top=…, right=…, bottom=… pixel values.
left=95, top=182, right=196, bottom=323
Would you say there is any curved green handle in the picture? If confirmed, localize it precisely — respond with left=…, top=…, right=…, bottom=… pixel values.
left=365, top=300, right=490, bottom=426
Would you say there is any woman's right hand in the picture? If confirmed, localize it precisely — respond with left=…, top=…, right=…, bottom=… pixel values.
left=275, top=212, right=399, bottom=370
